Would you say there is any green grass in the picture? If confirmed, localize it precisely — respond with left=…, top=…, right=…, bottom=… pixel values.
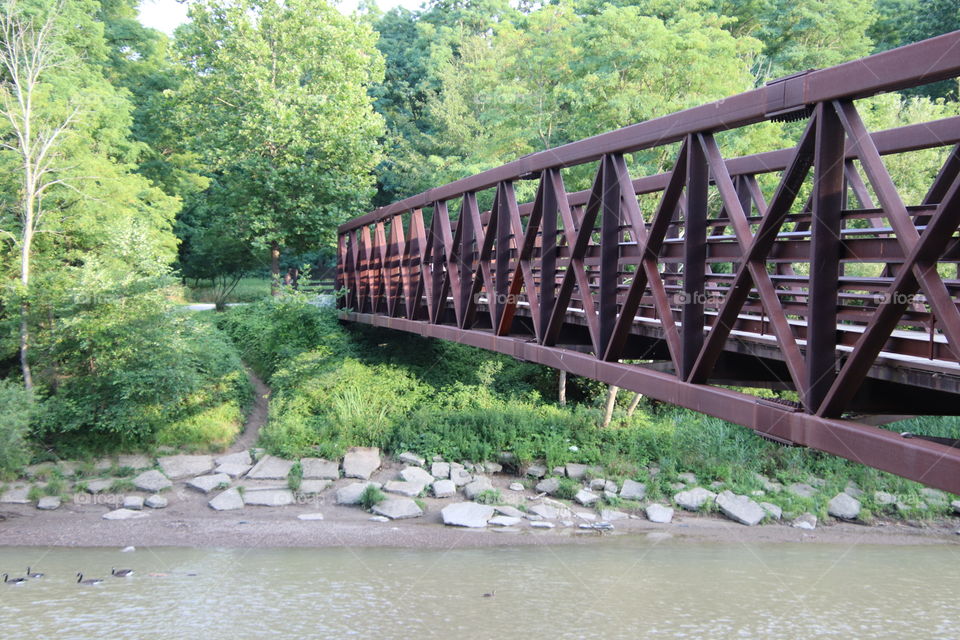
left=288, top=461, right=303, bottom=491
left=360, top=484, right=386, bottom=510
left=185, top=277, right=272, bottom=304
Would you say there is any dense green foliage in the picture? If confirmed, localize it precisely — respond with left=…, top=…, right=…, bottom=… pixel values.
left=371, top=0, right=958, bottom=203
left=0, top=0, right=252, bottom=459
left=172, top=0, right=386, bottom=282
left=0, top=379, right=32, bottom=477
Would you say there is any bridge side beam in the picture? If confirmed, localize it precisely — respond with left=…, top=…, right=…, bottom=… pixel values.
left=342, top=310, right=960, bottom=496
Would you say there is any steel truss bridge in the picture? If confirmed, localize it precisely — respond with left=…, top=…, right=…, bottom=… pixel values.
left=338, top=32, right=960, bottom=493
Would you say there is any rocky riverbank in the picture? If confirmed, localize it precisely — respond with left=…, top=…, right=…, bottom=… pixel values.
left=1, top=447, right=959, bottom=548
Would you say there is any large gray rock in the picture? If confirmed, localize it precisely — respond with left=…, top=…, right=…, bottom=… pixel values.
left=792, top=513, right=818, bottom=530
left=397, top=452, right=425, bottom=467
left=674, top=487, right=717, bottom=511
left=242, top=488, right=295, bottom=507
left=24, top=462, right=55, bottom=478
left=372, top=497, right=423, bottom=520
left=619, top=479, right=647, bottom=501
left=399, top=466, right=434, bottom=487
left=874, top=491, right=896, bottom=505
left=600, top=509, right=629, bottom=522
left=528, top=503, right=559, bottom=520
left=574, top=489, right=599, bottom=507
left=760, top=502, right=782, bottom=520
left=102, top=508, right=148, bottom=520
left=787, top=483, right=817, bottom=499
left=384, top=480, right=425, bottom=497
left=144, top=495, right=168, bottom=509
left=300, top=458, right=339, bottom=480
left=525, top=464, right=546, bottom=479
left=441, top=502, right=495, bottom=528
left=85, top=479, right=113, bottom=494
left=247, top=455, right=294, bottom=480
left=952, top=499, right=960, bottom=515
left=488, top=515, right=523, bottom=527
left=920, top=487, right=948, bottom=505
left=483, top=462, right=503, bottom=474
left=677, top=472, right=698, bottom=485
left=158, top=455, right=214, bottom=480
left=0, top=485, right=30, bottom=504
left=187, top=473, right=232, bottom=494
left=754, top=474, right=783, bottom=493
left=116, top=454, right=153, bottom=470
left=494, top=505, right=525, bottom=518
left=336, top=482, right=382, bottom=505
left=645, top=504, right=674, bottom=523
left=342, top=447, right=381, bottom=480
left=123, top=495, right=144, bottom=510
left=565, top=463, right=588, bottom=479
left=37, top=496, right=61, bottom=510
left=464, top=477, right=494, bottom=500
left=208, top=488, right=244, bottom=511
left=844, top=481, right=864, bottom=499
left=215, top=451, right=252, bottom=467
left=215, top=463, right=252, bottom=478
left=535, top=477, right=561, bottom=495
left=432, top=479, right=456, bottom=498
left=450, top=468, right=473, bottom=487
left=298, top=479, right=332, bottom=495
left=828, top=492, right=861, bottom=520
left=716, top=491, right=765, bottom=526
left=133, top=470, right=172, bottom=493
left=431, top=462, right=451, bottom=479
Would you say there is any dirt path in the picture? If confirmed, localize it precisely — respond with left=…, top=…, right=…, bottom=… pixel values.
left=229, top=366, right=270, bottom=453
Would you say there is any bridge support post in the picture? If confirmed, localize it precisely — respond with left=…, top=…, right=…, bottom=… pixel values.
left=682, top=134, right=708, bottom=379
left=806, top=102, right=845, bottom=411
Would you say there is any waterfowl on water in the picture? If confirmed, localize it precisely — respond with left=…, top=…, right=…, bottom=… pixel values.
left=482, top=590, right=495, bottom=598
left=111, top=568, right=134, bottom=577
left=2, top=574, right=26, bottom=585
left=26, top=567, right=44, bottom=578
left=76, top=573, right=103, bottom=585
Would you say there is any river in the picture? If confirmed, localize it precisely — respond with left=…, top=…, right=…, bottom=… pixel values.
left=1, top=539, right=957, bottom=638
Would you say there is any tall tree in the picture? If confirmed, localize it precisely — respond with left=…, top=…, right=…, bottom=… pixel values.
left=175, top=0, right=385, bottom=292
left=0, top=0, right=76, bottom=390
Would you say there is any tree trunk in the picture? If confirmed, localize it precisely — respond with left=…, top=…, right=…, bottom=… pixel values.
left=270, top=240, right=280, bottom=297
left=626, top=392, right=643, bottom=417
left=558, top=369, right=567, bottom=406
left=19, top=207, right=33, bottom=392
left=602, top=385, right=619, bottom=428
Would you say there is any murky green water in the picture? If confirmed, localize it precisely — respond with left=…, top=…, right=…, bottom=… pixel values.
left=0, top=540, right=957, bottom=639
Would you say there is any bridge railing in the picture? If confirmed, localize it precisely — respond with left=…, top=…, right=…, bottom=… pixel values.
left=337, top=32, right=960, bottom=492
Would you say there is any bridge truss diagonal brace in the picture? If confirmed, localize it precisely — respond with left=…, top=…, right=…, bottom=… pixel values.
left=687, top=117, right=819, bottom=391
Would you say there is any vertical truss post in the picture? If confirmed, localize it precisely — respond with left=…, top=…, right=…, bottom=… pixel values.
left=683, top=133, right=708, bottom=379
left=539, top=169, right=560, bottom=341
left=599, top=155, right=621, bottom=353
left=805, top=102, right=845, bottom=410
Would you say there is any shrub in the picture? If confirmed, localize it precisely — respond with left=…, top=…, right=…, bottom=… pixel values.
left=0, top=380, right=32, bottom=478
left=360, top=484, right=386, bottom=510
left=474, top=489, right=502, bottom=505
left=35, top=300, right=251, bottom=455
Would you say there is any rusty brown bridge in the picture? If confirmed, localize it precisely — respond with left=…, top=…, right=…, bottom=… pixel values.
left=337, top=32, right=960, bottom=494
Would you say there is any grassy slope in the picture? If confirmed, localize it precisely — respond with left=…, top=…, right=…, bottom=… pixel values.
left=219, top=297, right=960, bottom=522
